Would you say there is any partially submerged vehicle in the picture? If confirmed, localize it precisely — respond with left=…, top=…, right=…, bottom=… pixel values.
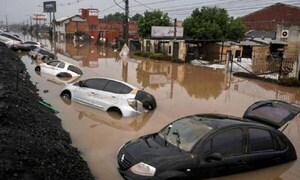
left=11, top=41, right=43, bottom=51
left=0, top=32, right=22, bottom=42
left=29, top=47, right=55, bottom=60
left=0, top=35, right=20, bottom=47
left=35, top=60, right=83, bottom=78
left=117, top=100, right=300, bottom=179
left=60, top=77, right=157, bottom=117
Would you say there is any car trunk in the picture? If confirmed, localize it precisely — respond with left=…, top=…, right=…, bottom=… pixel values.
left=135, top=90, right=157, bottom=110
left=243, top=100, right=300, bottom=129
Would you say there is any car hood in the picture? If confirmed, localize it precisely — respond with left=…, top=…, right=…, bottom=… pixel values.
left=120, top=134, right=196, bottom=169
left=243, top=100, right=300, bottom=129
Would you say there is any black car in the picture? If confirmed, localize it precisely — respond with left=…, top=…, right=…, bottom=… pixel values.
left=117, top=100, right=300, bottom=180
left=29, top=47, right=55, bottom=60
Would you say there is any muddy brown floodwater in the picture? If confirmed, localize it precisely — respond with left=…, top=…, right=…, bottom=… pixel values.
left=19, top=43, right=300, bottom=180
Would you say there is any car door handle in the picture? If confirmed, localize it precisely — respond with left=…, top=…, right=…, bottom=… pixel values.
left=90, top=92, right=95, bottom=95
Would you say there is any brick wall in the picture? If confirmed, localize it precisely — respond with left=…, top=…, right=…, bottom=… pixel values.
left=242, top=3, right=300, bottom=31
left=98, top=19, right=138, bottom=39
left=65, top=22, right=89, bottom=34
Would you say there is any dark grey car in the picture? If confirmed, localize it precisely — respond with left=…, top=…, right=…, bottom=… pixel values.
left=117, top=100, right=300, bottom=180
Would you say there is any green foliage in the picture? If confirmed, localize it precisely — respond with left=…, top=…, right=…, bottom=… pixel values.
left=183, top=6, right=246, bottom=40
left=134, top=51, right=172, bottom=61
left=104, top=12, right=125, bottom=21
left=138, top=10, right=171, bottom=38
left=131, top=13, right=142, bottom=21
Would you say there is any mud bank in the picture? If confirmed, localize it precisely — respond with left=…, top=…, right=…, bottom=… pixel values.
left=0, top=44, right=94, bottom=179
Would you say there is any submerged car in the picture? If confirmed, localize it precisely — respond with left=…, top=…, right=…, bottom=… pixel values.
left=60, top=77, right=157, bottom=117
left=0, top=35, right=18, bottom=47
left=0, top=32, right=22, bottom=43
left=11, top=41, right=43, bottom=51
left=117, top=100, right=300, bottom=180
left=29, top=47, right=55, bottom=60
left=35, top=60, right=83, bottom=78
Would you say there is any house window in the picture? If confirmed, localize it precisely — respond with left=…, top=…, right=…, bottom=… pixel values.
left=90, top=25, right=97, bottom=30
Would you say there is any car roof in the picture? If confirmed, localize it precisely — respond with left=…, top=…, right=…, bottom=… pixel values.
left=46, top=60, right=73, bottom=66
left=84, top=77, right=138, bottom=89
left=192, top=114, right=270, bottom=129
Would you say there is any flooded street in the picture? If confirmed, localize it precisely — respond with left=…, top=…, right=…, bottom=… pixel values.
left=19, top=41, right=300, bottom=180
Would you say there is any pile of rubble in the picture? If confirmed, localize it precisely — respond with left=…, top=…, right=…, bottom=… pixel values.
left=0, top=44, right=94, bottom=179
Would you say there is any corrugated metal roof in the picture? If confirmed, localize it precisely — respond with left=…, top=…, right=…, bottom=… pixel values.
left=252, top=38, right=288, bottom=45
left=239, top=40, right=261, bottom=46
left=55, top=15, right=86, bottom=22
left=245, top=30, right=276, bottom=39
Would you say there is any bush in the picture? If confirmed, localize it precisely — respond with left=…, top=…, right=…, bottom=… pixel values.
left=278, top=77, right=300, bottom=87
left=134, top=51, right=172, bottom=61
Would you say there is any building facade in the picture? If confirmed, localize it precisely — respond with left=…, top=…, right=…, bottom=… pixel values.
left=55, top=15, right=87, bottom=42
left=55, top=8, right=138, bottom=45
left=241, top=3, right=300, bottom=31
left=241, top=3, right=300, bottom=60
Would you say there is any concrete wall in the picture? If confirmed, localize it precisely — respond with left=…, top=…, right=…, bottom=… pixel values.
left=276, top=25, right=300, bottom=59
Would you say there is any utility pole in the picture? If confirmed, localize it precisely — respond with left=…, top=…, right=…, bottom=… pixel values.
left=124, top=0, right=129, bottom=45
left=174, top=18, right=177, bottom=40
left=5, top=15, right=8, bottom=32
left=172, top=18, right=177, bottom=61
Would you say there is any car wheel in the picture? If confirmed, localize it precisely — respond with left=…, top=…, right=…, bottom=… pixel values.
left=61, top=91, right=71, bottom=100
left=57, top=72, right=72, bottom=78
left=107, top=107, right=122, bottom=118
left=35, top=66, right=41, bottom=75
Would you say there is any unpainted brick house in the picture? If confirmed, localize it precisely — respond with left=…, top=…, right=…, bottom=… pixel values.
left=241, top=3, right=300, bottom=60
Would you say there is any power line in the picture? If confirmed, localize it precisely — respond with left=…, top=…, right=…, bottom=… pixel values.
left=113, top=0, right=125, bottom=10
left=133, top=0, right=154, bottom=10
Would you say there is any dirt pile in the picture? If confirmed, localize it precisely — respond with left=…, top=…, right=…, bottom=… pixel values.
left=0, top=44, right=94, bottom=179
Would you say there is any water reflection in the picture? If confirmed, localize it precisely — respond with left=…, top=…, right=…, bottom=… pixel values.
left=36, top=72, right=81, bottom=86
left=53, top=41, right=300, bottom=104
left=19, top=40, right=300, bottom=180
left=61, top=98, right=154, bottom=131
left=56, top=41, right=119, bottom=68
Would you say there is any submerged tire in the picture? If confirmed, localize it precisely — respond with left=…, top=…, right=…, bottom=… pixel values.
left=35, top=66, right=41, bottom=75
left=61, top=91, right=71, bottom=100
left=107, top=107, right=122, bottom=117
left=35, top=66, right=41, bottom=72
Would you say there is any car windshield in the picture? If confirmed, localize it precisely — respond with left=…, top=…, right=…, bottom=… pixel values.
left=158, top=116, right=214, bottom=151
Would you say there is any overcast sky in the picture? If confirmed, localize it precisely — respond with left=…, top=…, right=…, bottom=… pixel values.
left=1, top=0, right=299, bottom=25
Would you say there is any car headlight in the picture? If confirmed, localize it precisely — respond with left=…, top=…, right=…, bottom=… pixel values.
left=130, top=162, right=156, bottom=176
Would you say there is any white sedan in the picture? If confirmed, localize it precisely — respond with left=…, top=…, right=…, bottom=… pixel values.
left=35, top=60, right=83, bottom=78
left=60, top=77, right=157, bottom=117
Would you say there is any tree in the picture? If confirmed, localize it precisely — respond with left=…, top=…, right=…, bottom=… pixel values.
left=131, top=13, right=142, bottom=21
left=183, top=6, right=246, bottom=41
left=104, top=12, right=125, bottom=21
left=138, top=10, right=171, bottom=38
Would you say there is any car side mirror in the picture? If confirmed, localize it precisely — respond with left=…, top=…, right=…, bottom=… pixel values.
left=205, top=153, right=222, bottom=162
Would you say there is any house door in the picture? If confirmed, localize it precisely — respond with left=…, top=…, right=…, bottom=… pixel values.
left=242, top=46, right=252, bottom=58
left=173, top=42, right=179, bottom=61
left=146, top=41, right=151, bottom=52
